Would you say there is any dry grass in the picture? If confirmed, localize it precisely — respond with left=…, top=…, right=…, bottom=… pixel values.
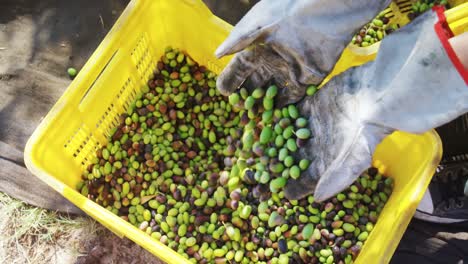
left=0, top=193, right=165, bottom=264
left=0, top=192, right=101, bottom=264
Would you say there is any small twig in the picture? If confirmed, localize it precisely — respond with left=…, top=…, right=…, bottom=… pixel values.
left=99, top=14, right=105, bottom=30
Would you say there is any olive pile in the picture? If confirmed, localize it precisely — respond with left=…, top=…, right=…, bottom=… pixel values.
left=408, top=0, right=449, bottom=20
left=77, top=47, right=393, bottom=264
left=226, top=84, right=313, bottom=195
left=351, top=11, right=398, bottom=47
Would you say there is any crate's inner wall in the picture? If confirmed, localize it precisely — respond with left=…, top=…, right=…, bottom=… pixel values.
left=29, top=0, right=232, bottom=189
left=361, top=130, right=440, bottom=263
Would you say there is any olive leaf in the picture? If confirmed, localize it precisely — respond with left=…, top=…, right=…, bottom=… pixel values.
left=140, top=195, right=157, bottom=204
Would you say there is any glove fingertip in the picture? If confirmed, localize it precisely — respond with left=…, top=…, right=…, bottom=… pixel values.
left=216, top=36, right=255, bottom=59
left=283, top=175, right=317, bottom=201
left=216, top=49, right=261, bottom=96
left=216, top=78, right=236, bottom=96
left=215, top=42, right=232, bottom=59
left=216, top=69, right=244, bottom=96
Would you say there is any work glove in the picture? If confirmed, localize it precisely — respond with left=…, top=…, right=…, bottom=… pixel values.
left=284, top=8, right=468, bottom=201
left=215, top=0, right=391, bottom=106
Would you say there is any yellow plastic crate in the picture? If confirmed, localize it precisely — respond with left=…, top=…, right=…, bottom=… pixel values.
left=336, top=1, right=417, bottom=76
left=446, top=1, right=468, bottom=34
left=325, top=0, right=467, bottom=84
left=24, top=0, right=468, bottom=263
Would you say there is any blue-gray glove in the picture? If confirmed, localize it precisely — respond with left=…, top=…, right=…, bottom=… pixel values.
left=284, top=10, right=468, bottom=201
left=216, top=0, right=391, bottom=106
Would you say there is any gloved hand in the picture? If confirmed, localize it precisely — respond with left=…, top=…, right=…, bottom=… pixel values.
left=215, top=0, right=391, bottom=106
left=284, top=9, right=468, bottom=201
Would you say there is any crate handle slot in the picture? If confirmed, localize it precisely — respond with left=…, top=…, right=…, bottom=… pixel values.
left=79, top=49, right=119, bottom=106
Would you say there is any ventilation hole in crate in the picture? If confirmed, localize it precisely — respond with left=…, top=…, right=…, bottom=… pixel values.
left=130, top=32, right=153, bottom=81
left=399, top=5, right=411, bottom=10
left=96, top=111, right=108, bottom=129
left=70, top=126, right=89, bottom=158
left=117, top=78, right=130, bottom=99
left=64, top=126, right=82, bottom=149
left=74, top=131, right=101, bottom=169
left=109, top=105, right=120, bottom=127
left=117, top=77, right=136, bottom=112
left=95, top=102, right=121, bottom=139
